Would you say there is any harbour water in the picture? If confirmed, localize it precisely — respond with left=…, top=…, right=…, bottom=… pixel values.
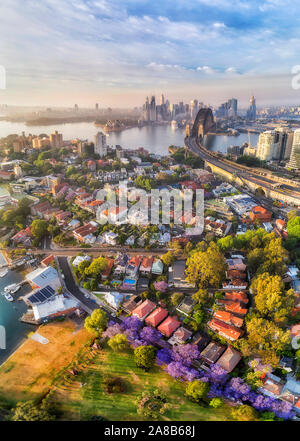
left=0, top=120, right=259, bottom=155
left=0, top=258, right=34, bottom=365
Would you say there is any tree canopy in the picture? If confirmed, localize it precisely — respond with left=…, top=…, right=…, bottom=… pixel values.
left=84, top=309, right=108, bottom=336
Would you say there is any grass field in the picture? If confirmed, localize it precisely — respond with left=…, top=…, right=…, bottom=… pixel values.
left=54, top=347, right=232, bottom=421
left=0, top=319, right=91, bottom=406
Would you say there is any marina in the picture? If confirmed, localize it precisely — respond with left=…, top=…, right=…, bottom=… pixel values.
left=0, top=253, right=34, bottom=365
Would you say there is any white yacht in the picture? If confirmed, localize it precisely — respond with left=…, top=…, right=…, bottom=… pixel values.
left=4, top=283, right=18, bottom=293
left=0, top=269, right=8, bottom=278
left=4, top=292, right=13, bottom=302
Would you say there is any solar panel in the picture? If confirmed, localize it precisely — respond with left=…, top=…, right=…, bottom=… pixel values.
left=27, top=285, right=56, bottom=304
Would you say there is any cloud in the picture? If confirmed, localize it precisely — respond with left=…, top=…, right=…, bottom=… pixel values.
left=0, top=0, right=300, bottom=105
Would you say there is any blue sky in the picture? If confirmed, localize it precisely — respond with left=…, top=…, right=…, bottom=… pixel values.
left=1, top=0, right=300, bottom=107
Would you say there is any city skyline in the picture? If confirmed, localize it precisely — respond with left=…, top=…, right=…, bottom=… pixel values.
left=1, top=0, right=300, bottom=107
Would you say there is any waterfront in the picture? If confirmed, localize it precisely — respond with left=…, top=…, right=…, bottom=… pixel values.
left=0, top=121, right=259, bottom=155
left=0, top=262, right=34, bottom=365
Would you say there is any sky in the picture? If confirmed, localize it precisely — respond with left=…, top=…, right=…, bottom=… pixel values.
left=1, top=0, right=300, bottom=108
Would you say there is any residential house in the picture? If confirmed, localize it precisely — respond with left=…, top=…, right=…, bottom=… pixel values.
left=32, top=294, right=79, bottom=324
left=157, top=316, right=181, bottom=338
left=103, top=231, right=118, bottom=246
left=216, top=291, right=249, bottom=316
left=145, top=307, right=168, bottom=328
left=199, top=342, right=226, bottom=367
left=72, top=255, right=91, bottom=267
left=113, top=253, right=129, bottom=277
left=137, top=277, right=149, bottom=290
left=26, top=266, right=60, bottom=290
left=168, top=260, right=195, bottom=289
left=105, top=291, right=123, bottom=309
left=176, top=296, right=195, bottom=316
left=11, top=227, right=33, bottom=246
left=73, top=222, right=98, bottom=243
left=249, top=206, right=272, bottom=223
left=41, top=255, right=55, bottom=267
left=132, top=299, right=156, bottom=321
left=140, top=256, right=154, bottom=275
left=259, top=373, right=285, bottom=399
left=122, top=295, right=143, bottom=313
left=126, top=256, right=142, bottom=278
left=30, top=200, right=52, bottom=217
left=151, top=258, right=164, bottom=276
left=67, top=219, right=81, bottom=230
left=192, top=332, right=211, bottom=352
left=101, top=258, right=114, bottom=280
left=168, top=327, right=193, bottom=345
left=213, top=310, right=244, bottom=328
left=217, top=346, right=242, bottom=372
left=208, top=318, right=244, bottom=341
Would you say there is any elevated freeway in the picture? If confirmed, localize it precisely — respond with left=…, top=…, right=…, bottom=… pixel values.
left=185, top=108, right=300, bottom=206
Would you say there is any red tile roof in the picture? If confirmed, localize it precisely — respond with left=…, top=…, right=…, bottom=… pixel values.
left=41, top=255, right=55, bottom=266
left=145, top=307, right=168, bottom=327
left=208, top=318, right=244, bottom=341
left=158, top=316, right=181, bottom=337
left=132, top=300, right=156, bottom=319
left=214, top=310, right=243, bottom=328
left=217, top=346, right=242, bottom=372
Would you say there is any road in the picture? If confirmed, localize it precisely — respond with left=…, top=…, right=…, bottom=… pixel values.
left=57, top=256, right=99, bottom=312
left=57, top=256, right=123, bottom=322
left=15, top=247, right=168, bottom=257
left=185, top=136, right=300, bottom=202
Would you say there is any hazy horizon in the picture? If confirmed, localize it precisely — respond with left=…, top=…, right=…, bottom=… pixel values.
left=1, top=1, right=300, bottom=108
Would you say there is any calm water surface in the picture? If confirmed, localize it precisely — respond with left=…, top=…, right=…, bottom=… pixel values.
left=0, top=120, right=259, bottom=154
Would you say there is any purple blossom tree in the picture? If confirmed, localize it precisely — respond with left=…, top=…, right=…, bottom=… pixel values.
left=139, top=326, right=162, bottom=345
left=171, top=344, right=200, bottom=367
left=156, top=348, right=172, bottom=366
left=208, top=363, right=229, bottom=384
left=102, top=323, right=124, bottom=339
left=123, top=316, right=143, bottom=331
left=165, top=361, right=199, bottom=382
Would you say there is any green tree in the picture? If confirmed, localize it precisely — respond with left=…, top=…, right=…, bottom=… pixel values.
left=231, top=404, right=258, bottom=421
left=192, top=288, right=209, bottom=306
left=186, top=242, right=226, bottom=288
left=217, top=235, right=234, bottom=252
left=134, top=345, right=157, bottom=371
left=10, top=400, right=55, bottom=421
left=161, top=251, right=175, bottom=267
left=84, top=309, right=108, bottom=336
left=251, top=273, right=295, bottom=323
left=108, top=334, right=128, bottom=352
left=170, top=292, right=184, bottom=307
left=185, top=380, right=209, bottom=402
left=209, top=398, right=223, bottom=408
left=245, top=316, right=291, bottom=366
left=287, top=216, right=300, bottom=240
left=85, top=257, right=108, bottom=278
left=31, top=219, right=48, bottom=240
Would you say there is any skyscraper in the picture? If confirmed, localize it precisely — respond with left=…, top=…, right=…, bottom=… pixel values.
left=94, top=131, right=107, bottom=157
left=190, top=99, right=198, bottom=120
left=150, top=96, right=156, bottom=121
left=160, top=94, right=165, bottom=105
left=247, top=95, right=256, bottom=120
left=256, top=130, right=282, bottom=161
left=50, top=130, right=63, bottom=148
left=287, top=129, right=300, bottom=169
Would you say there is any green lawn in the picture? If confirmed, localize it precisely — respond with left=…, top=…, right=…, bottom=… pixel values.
left=55, top=348, right=232, bottom=421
